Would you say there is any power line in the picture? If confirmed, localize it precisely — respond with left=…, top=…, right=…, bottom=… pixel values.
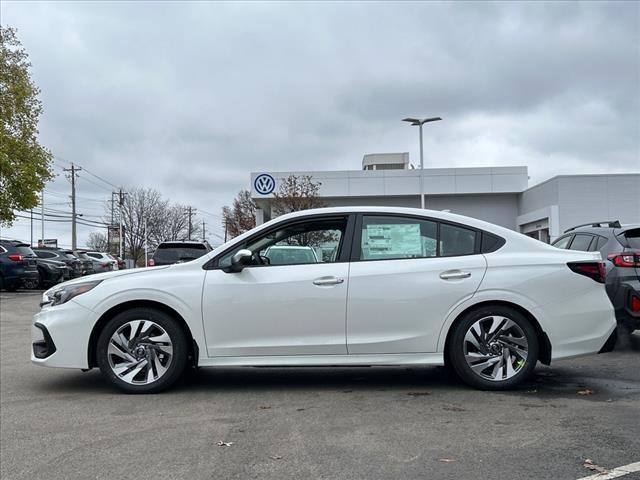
left=55, top=155, right=120, bottom=190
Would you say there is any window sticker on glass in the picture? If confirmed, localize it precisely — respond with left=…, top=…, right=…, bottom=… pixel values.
left=363, top=223, right=423, bottom=258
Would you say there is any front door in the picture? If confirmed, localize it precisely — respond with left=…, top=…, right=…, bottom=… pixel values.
left=202, top=215, right=351, bottom=357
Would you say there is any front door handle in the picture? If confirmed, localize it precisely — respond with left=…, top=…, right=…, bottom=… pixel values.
left=439, top=270, right=472, bottom=280
left=313, top=276, right=345, bottom=286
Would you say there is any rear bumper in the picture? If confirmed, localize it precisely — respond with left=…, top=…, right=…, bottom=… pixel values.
left=611, top=280, right=640, bottom=331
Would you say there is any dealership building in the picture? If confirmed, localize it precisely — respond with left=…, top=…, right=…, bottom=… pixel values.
left=250, top=153, right=640, bottom=243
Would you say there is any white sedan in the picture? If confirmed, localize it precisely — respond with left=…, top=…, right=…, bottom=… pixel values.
left=32, top=207, right=617, bottom=393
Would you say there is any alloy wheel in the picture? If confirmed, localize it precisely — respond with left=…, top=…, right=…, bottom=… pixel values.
left=463, top=315, right=529, bottom=382
left=107, top=320, right=174, bottom=385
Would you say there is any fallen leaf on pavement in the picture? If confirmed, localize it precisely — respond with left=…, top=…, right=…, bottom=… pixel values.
left=217, top=441, right=234, bottom=447
left=443, top=405, right=466, bottom=412
left=578, top=389, right=594, bottom=395
left=271, top=455, right=283, bottom=460
left=407, top=392, right=431, bottom=396
left=583, top=459, right=607, bottom=474
left=259, top=405, right=271, bottom=410
left=439, top=458, right=456, bottom=463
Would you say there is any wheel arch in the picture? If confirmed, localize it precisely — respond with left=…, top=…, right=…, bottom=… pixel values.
left=443, top=300, right=552, bottom=366
left=87, top=299, right=199, bottom=368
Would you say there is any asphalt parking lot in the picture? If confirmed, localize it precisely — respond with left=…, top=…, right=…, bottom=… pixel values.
left=1, top=291, right=639, bottom=480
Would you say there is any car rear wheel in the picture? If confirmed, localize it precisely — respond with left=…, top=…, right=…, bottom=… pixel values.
left=96, top=308, right=188, bottom=393
left=449, top=305, right=539, bottom=390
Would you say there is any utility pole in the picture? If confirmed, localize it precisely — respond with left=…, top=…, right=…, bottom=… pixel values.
left=118, top=188, right=127, bottom=261
left=30, top=209, right=33, bottom=246
left=40, top=190, right=44, bottom=247
left=186, top=206, right=196, bottom=240
left=108, top=192, right=116, bottom=253
left=144, top=217, right=148, bottom=267
left=63, top=163, right=82, bottom=250
left=202, top=220, right=206, bottom=242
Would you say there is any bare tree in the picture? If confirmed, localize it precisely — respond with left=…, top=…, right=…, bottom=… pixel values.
left=271, top=175, right=326, bottom=217
left=86, top=231, right=108, bottom=252
left=221, top=189, right=256, bottom=240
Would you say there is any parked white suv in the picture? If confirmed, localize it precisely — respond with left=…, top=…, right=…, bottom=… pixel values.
left=33, top=207, right=616, bottom=393
left=86, top=252, right=118, bottom=271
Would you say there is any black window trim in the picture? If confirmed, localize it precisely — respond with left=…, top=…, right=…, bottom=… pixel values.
left=568, top=233, right=598, bottom=252
left=204, top=213, right=357, bottom=270
left=350, top=213, right=484, bottom=263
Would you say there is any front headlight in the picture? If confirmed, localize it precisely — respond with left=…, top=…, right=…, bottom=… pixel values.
left=42, top=280, right=102, bottom=307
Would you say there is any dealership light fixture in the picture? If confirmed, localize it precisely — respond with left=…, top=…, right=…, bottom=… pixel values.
left=402, top=116, right=442, bottom=209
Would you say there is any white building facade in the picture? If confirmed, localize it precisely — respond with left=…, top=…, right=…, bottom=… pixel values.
left=250, top=155, right=640, bottom=243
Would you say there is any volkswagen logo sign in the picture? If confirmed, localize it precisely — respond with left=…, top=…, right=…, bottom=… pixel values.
left=254, top=174, right=275, bottom=195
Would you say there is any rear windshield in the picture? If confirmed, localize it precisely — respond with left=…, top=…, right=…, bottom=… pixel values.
left=16, top=246, right=35, bottom=256
left=622, top=228, right=640, bottom=249
left=154, top=244, right=207, bottom=262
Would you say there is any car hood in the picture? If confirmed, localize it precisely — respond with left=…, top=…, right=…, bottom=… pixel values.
left=55, top=265, right=171, bottom=287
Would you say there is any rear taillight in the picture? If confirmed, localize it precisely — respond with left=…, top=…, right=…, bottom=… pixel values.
left=607, top=251, right=640, bottom=268
left=631, top=295, right=640, bottom=313
left=7, top=254, right=23, bottom=261
left=567, top=261, right=606, bottom=283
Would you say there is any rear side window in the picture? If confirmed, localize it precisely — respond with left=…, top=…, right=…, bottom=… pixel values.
left=87, top=253, right=100, bottom=259
left=36, top=250, right=56, bottom=259
left=360, top=216, right=438, bottom=260
left=553, top=235, right=572, bottom=249
left=440, top=224, right=477, bottom=257
left=358, top=216, right=478, bottom=261
left=568, top=234, right=593, bottom=252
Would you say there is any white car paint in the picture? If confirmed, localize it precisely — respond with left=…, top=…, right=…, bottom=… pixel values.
left=32, top=207, right=616, bottom=374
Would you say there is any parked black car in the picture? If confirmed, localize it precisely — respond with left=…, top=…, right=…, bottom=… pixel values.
left=149, top=241, right=213, bottom=266
left=70, top=250, right=96, bottom=276
left=35, top=257, right=69, bottom=288
left=0, top=240, right=39, bottom=291
left=552, top=221, right=640, bottom=332
left=33, top=248, right=83, bottom=278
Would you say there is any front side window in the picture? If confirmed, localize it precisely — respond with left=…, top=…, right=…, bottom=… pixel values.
left=219, top=217, right=347, bottom=268
left=360, top=216, right=438, bottom=260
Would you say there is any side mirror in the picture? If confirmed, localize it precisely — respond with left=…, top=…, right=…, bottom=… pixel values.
left=230, top=249, right=253, bottom=272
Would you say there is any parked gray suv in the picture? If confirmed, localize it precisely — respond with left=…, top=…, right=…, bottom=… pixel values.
left=552, top=221, right=640, bottom=332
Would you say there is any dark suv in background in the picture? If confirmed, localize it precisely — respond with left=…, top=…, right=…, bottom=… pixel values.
left=149, top=241, right=213, bottom=266
left=0, top=240, right=39, bottom=291
left=552, top=221, right=640, bottom=332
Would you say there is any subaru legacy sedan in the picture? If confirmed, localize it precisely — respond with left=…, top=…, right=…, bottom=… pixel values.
left=33, top=207, right=616, bottom=393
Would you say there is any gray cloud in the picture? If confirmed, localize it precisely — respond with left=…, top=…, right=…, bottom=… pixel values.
left=2, top=0, right=638, bottom=246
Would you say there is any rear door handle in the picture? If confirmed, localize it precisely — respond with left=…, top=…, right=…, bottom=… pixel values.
left=439, top=270, right=471, bottom=280
left=313, top=276, right=344, bottom=286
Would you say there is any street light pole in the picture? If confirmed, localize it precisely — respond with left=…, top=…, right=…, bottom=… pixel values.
left=402, top=116, right=442, bottom=209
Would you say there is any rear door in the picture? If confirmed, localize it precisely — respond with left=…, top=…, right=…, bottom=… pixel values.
left=346, top=214, right=486, bottom=354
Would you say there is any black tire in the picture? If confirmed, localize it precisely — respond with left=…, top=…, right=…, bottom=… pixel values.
left=448, top=305, right=539, bottom=390
left=0, top=274, right=4, bottom=291
left=96, top=307, right=188, bottom=394
left=5, top=281, right=17, bottom=292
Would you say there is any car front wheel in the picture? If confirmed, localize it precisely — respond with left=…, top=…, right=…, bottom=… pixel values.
left=96, top=308, right=188, bottom=393
left=449, top=305, right=539, bottom=390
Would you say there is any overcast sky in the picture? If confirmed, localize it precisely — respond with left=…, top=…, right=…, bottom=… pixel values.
left=2, top=1, right=639, bottom=247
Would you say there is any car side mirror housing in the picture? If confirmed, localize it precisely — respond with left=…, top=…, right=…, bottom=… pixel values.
left=229, top=249, right=253, bottom=272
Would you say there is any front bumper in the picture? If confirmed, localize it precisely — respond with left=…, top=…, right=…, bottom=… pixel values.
left=31, top=300, right=97, bottom=369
